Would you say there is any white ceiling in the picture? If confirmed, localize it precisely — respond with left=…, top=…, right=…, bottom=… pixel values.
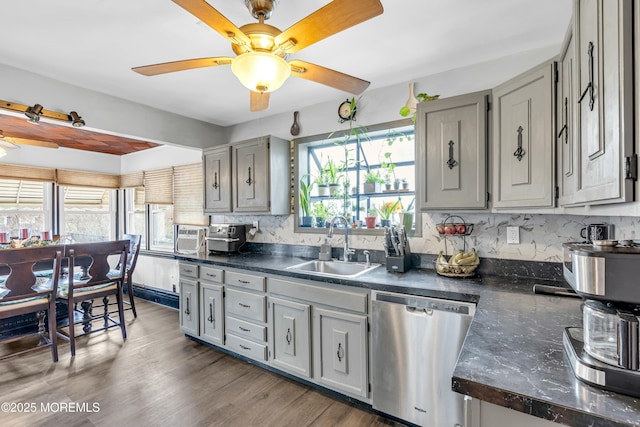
left=1, top=0, right=572, bottom=128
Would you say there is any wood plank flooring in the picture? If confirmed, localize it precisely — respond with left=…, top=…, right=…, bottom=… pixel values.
left=0, top=300, right=402, bottom=427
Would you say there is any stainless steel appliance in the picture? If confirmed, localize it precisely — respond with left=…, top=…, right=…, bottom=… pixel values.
left=175, top=225, right=207, bottom=254
left=206, top=223, right=246, bottom=253
left=371, top=291, right=476, bottom=426
left=563, top=242, right=640, bottom=398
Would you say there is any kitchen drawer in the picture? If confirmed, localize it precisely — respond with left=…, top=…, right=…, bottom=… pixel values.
left=200, top=265, right=224, bottom=283
left=179, top=263, right=198, bottom=279
left=225, top=271, right=265, bottom=292
left=227, top=333, right=268, bottom=361
left=226, top=288, right=266, bottom=322
left=269, top=278, right=368, bottom=314
left=226, top=315, right=267, bottom=342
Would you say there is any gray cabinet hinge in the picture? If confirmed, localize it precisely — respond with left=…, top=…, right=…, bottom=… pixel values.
left=486, top=192, right=490, bottom=202
left=367, top=322, right=370, bottom=333
left=554, top=62, right=559, bottom=83
left=368, top=384, right=372, bottom=393
left=267, top=141, right=270, bottom=149
left=555, top=186, right=559, bottom=199
left=625, top=155, right=638, bottom=181
left=268, top=200, right=271, bottom=208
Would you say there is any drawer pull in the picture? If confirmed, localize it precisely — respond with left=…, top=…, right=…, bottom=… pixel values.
left=238, top=279, right=251, bottom=284
left=206, top=273, right=217, bottom=278
left=239, top=326, right=251, bottom=332
left=239, top=344, right=251, bottom=351
left=238, top=303, right=251, bottom=308
left=184, top=269, right=193, bottom=273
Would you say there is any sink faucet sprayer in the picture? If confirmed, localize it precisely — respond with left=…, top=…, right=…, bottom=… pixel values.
left=327, top=215, right=355, bottom=262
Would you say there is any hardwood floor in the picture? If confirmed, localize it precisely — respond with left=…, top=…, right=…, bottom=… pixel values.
left=0, top=300, right=402, bottom=427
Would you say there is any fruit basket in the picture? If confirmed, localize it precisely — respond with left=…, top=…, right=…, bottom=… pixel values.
left=434, top=249, right=480, bottom=277
left=436, top=215, right=473, bottom=236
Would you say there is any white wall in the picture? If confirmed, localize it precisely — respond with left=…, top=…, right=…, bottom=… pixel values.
left=0, top=63, right=225, bottom=149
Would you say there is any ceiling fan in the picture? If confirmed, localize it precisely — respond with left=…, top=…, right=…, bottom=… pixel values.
left=132, top=0, right=384, bottom=111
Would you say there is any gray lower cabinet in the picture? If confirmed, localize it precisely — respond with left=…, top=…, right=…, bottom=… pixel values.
left=179, top=278, right=198, bottom=336
left=415, top=90, right=491, bottom=210
left=492, top=60, right=556, bottom=208
left=270, top=297, right=311, bottom=378
left=199, top=282, right=224, bottom=346
left=225, top=271, right=269, bottom=363
left=570, top=0, right=635, bottom=205
left=313, top=307, right=368, bottom=399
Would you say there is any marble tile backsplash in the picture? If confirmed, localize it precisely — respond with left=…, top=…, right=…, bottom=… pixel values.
left=219, top=213, right=639, bottom=263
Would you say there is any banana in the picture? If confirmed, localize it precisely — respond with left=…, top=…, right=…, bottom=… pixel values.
left=458, top=248, right=479, bottom=265
left=435, top=251, right=446, bottom=265
left=449, top=250, right=465, bottom=266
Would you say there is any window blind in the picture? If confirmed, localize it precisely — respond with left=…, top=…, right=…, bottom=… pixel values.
left=56, top=169, right=120, bottom=188
left=120, top=171, right=144, bottom=188
left=143, top=167, right=173, bottom=204
left=173, top=163, right=208, bottom=226
left=0, top=163, right=55, bottom=182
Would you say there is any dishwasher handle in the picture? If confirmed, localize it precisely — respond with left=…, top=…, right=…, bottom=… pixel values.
left=406, top=306, right=433, bottom=315
left=373, top=291, right=476, bottom=317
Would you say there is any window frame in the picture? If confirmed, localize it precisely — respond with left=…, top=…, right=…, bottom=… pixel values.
left=292, top=118, right=421, bottom=236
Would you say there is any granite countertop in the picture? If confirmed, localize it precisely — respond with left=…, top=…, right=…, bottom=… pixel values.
left=175, top=252, right=640, bottom=427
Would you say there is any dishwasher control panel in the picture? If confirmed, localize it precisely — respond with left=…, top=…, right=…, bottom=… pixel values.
left=372, top=291, right=475, bottom=316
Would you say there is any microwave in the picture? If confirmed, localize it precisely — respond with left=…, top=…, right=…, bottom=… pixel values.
left=175, top=225, right=207, bottom=254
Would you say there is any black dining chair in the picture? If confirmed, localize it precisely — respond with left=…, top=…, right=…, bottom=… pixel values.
left=0, top=246, right=63, bottom=362
left=119, top=234, right=141, bottom=317
left=56, top=240, right=128, bottom=357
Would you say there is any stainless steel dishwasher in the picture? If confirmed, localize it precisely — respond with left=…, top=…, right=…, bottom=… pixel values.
left=372, top=291, right=476, bottom=427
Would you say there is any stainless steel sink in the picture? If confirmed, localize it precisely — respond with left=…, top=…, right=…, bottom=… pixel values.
left=286, top=260, right=380, bottom=278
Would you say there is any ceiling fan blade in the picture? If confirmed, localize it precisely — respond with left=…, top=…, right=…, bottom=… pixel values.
left=172, top=0, right=251, bottom=49
left=250, top=91, right=270, bottom=112
left=275, top=0, right=383, bottom=54
left=289, top=60, right=370, bottom=94
left=132, top=57, right=233, bottom=76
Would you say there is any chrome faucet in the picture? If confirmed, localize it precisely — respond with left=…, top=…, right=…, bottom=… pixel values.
left=327, top=215, right=355, bottom=262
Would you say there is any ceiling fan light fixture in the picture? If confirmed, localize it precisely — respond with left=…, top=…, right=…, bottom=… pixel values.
left=24, top=103, right=43, bottom=124
left=231, top=52, right=290, bottom=93
left=69, top=111, right=86, bottom=128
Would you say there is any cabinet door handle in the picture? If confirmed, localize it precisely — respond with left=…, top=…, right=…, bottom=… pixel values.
left=336, top=342, right=344, bottom=362
left=577, top=41, right=595, bottom=111
left=184, top=296, right=190, bottom=316
left=558, top=97, right=568, bottom=144
left=446, top=140, right=458, bottom=170
left=213, top=172, right=218, bottom=189
left=513, top=126, right=526, bottom=161
left=245, top=166, right=253, bottom=186
left=207, top=302, right=214, bottom=325
left=238, top=302, right=251, bottom=309
left=286, top=328, right=292, bottom=345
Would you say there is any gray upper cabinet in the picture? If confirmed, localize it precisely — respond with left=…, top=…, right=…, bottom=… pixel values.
left=203, top=146, right=232, bottom=213
left=569, top=0, right=635, bottom=205
left=416, top=91, right=490, bottom=210
left=492, top=61, right=556, bottom=209
left=233, top=136, right=290, bottom=214
left=203, top=136, right=290, bottom=214
left=557, top=20, right=579, bottom=206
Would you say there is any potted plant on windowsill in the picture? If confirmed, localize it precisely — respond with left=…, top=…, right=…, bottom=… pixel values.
left=364, top=170, right=384, bottom=194
left=365, top=208, right=377, bottom=229
left=299, top=176, right=314, bottom=227
left=376, top=199, right=401, bottom=227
